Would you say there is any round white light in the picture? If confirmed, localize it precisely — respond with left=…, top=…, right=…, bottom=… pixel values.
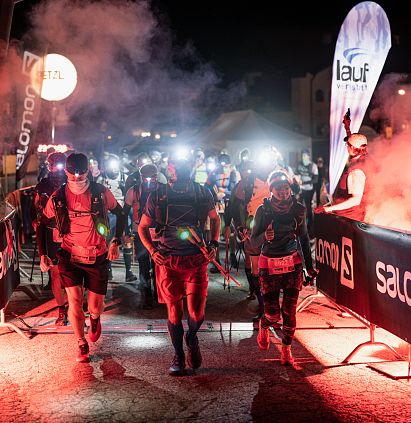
left=35, top=53, right=77, bottom=101
left=398, top=89, right=406, bottom=96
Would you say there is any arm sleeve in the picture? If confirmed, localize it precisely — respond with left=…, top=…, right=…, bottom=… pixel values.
left=105, top=189, right=125, bottom=238
left=123, top=187, right=134, bottom=216
left=250, top=206, right=267, bottom=248
left=311, top=163, right=319, bottom=185
left=36, top=196, right=55, bottom=257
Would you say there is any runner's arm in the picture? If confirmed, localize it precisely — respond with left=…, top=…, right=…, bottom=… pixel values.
left=137, top=214, right=157, bottom=255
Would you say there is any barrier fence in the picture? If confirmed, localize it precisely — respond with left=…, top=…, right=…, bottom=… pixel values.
left=0, top=206, right=20, bottom=310
left=314, top=213, right=410, bottom=343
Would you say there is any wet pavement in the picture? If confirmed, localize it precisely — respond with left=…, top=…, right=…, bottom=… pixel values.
left=0, top=250, right=410, bottom=422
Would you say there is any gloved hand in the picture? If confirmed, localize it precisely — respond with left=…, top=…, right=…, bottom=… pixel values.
left=303, top=268, right=319, bottom=286
left=123, top=234, right=134, bottom=245
left=236, top=226, right=246, bottom=242
left=40, top=255, right=53, bottom=272
left=107, top=242, right=120, bottom=261
left=265, top=223, right=274, bottom=241
left=206, top=240, right=219, bottom=261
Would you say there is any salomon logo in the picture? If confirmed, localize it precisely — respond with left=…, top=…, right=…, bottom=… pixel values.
left=340, top=237, right=354, bottom=289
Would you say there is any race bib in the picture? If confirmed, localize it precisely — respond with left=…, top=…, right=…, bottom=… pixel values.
left=268, top=255, right=295, bottom=274
left=71, top=245, right=97, bottom=265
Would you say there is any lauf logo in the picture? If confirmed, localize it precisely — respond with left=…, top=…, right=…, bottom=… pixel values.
left=340, top=237, right=354, bottom=289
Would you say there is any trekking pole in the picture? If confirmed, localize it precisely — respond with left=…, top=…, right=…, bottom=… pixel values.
left=224, top=237, right=229, bottom=291
left=29, top=240, right=37, bottom=282
left=185, top=227, right=241, bottom=287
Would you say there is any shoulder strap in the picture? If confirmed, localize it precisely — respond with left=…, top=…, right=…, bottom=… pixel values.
left=245, top=174, right=255, bottom=204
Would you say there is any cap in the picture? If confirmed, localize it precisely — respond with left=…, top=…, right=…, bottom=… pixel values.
left=66, top=153, right=89, bottom=175
left=347, top=133, right=367, bottom=148
left=218, top=153, right=231, bottom=165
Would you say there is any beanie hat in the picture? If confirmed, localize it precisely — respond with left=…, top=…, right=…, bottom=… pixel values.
left=268, top=170, right=292, bottom=191
left=66, top=153, right=89, bottom=175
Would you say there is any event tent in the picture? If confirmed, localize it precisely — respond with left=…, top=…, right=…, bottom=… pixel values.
left=185, top=109, right=311, bottom=166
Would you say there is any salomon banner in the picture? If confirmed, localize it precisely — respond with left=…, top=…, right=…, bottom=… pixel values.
left=329, top=2, right=391, bottom=195
left=0, top=212, right=20, bottom=310
left=15, top=50, right=44, bottom=187
left=315, top=213, right=411, bottom=343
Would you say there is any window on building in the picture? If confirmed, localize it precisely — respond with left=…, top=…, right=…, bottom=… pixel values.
left=315, top=89, right=324, bottom=102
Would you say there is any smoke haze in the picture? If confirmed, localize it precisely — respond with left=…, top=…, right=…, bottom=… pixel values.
left=7, top=0, right=245, bottom=149
left=365, top=75, right=411, bottom=233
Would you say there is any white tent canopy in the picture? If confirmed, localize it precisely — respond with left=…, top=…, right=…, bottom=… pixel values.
left=184, top=109, right=311, bottom=166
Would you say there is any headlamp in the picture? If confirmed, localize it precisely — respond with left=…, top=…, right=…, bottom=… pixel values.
left=207, top=162, right=216, bottom=172
left=109, top=159, right=119, bottom=172
left=176, top=146, right=189, bottom=161
left=56, top=163, right=64, bottom=170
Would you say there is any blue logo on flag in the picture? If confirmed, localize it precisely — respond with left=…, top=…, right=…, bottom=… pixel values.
left=343, top=48, right=368, bottom=64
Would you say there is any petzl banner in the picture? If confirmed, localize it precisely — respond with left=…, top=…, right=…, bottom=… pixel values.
left=315, top=213, right=411, bottom=343
left=15, top=51, right=44, bottom=187
left=329, top=2, right=391, bottom=195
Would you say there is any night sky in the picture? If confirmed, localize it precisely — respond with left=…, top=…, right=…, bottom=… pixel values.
left=11, top=0, right=411, bottom=86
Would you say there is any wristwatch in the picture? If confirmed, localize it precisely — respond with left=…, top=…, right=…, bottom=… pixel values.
left=207, top=240, right=219, bottom=249
left=111, top=238, right=122, bottom=246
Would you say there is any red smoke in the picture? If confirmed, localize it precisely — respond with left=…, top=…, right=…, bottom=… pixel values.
left=364, top=132, right=411, bottom=233
left=365, top=74, right=411, bottom=232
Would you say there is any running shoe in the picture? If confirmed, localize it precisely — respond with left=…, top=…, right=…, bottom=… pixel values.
left=125, top=271, right=138, bottom=282
left=76, top=342, right=90, bottom=363
left=185, top=333, right=202, bottom=369
left=257, top=319, right=270, bottom=350
left=169, top=354, right=186, bottom=376
left=280, top=344, right=294, bottom=365
left=88, top=316, right=102, bottom=342
left=55, top=306, right=68, bottom=326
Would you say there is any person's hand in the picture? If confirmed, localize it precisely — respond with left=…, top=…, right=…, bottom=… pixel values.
left=307, top=268, right=319, bottom=279
left=265, top=223, right=274, bottom=241
left=236, top=226, right=247, bottom=242
left=123, top=234, right=134, bottom=245
left=151, top=249, right=168, bottom=265
left=40, top=255, right=53, bottom=272
left=206, top=245, right=217, bottom=261
left=107, top=243, right=120, bottom=261
left=303, top=268, right=319, bottom=286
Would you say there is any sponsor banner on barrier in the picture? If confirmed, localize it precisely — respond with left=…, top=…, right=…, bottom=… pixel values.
left=0, top=214, right=20, bottom=310
left=315, top=213, right=411, bottom=343
left=329, top=2, right=391, bottom=195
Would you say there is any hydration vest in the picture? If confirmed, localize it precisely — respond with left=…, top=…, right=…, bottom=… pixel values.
left=259, top=196, right=306, bottom=256
left=154, top=182, right=210, bottom=233
left=33, top=173, right=67, bottom=227
left=193, top=163, right=208, bottom=186
left=52, top=182, right=109, bottom=237
left=133, top=181, right=158, bottom=224
left=296, top=162, right=316, bottom=190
